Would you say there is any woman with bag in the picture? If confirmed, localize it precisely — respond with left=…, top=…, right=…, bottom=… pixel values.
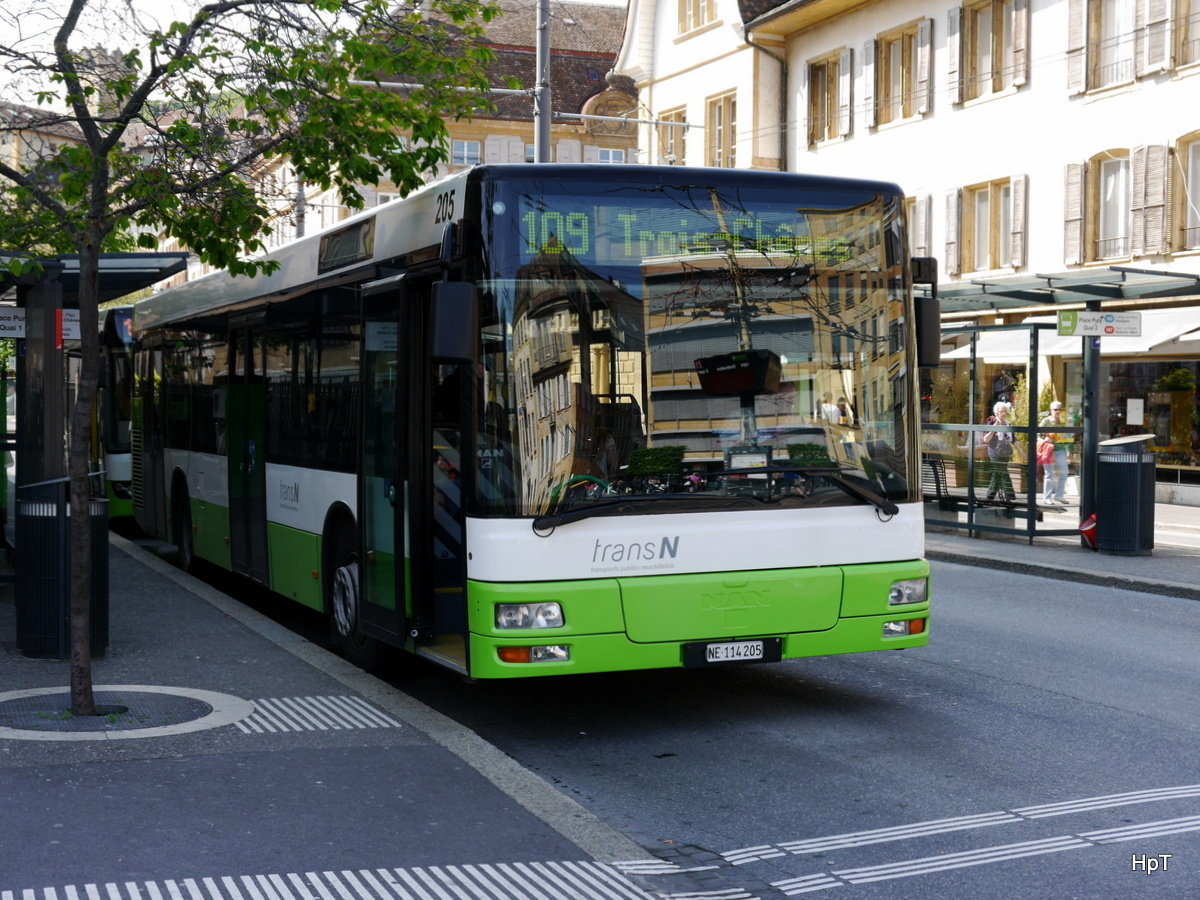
left=980, top=401, right=1022, bottom=500
left=1038, top=401, right=1071, bottom=504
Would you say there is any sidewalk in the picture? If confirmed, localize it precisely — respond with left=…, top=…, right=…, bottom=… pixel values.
left=925, top=501, right=1200, bottom=601
left=0, top=534, right=656, bottom=899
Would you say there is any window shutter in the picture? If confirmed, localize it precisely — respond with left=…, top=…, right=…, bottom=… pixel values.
left=917, top=18, right=933, bottom=115
left=947, top=8, right=963, bottom=104
left=556, top=139, right=582, bottom=163
left=1140, top=0, right=1172, bottom=75
left=583, top=145, right=600, bottom=163
left=1012, top=0, right=1030, bottom=87
left=1067, top=0, right=1086, bottom=94
left=1010, top=174, right=1028, bottom=267
left=1064, top=163, right=1085, bottom=265
left=484, top=137, right=502, bottom=164
left=862, top=39, right=876, bottom=128
left=913, top=193, right=932, bottom=257
left=1131, top=146, right=1147, bottom=255
left=678, top=0, right=686, bottom=34
left=945, top=189, right=961, bottom=276
left=1144, top=144, right=1170, bottom=253
left=838, top=48, right=853, bottom=137
left=507, top=137, right=526, bottom=163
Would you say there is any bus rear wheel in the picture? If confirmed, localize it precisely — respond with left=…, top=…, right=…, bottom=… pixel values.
left=327, top=521, right=382, bottom=671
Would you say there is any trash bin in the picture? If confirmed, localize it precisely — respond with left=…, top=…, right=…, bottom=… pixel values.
left=1094, top=434, right=1156, bottom=556
left=14, top=477, right=109, bottom=658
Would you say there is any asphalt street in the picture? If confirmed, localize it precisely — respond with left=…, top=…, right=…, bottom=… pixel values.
left=2, top=524, right=1198, bottom=900
left=389, top=560, right=1200, bottom=899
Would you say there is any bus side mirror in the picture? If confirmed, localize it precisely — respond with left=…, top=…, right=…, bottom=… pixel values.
left=911, top=257, right=941, bottom=369
left=431, top=282, right=478, bottom=363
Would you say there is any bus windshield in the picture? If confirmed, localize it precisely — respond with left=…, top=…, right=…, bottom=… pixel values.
left=473, top=174, right=918, bottom=518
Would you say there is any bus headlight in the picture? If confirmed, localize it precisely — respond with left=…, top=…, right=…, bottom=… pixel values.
left=888, top=578, right=927, bottom=606
left=495, top=602, right=565, bottom=629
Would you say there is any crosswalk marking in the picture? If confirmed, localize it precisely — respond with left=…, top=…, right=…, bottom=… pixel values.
left=235, top=697, right=402, bottom=734
left=5, top=864, right=658, bottom=900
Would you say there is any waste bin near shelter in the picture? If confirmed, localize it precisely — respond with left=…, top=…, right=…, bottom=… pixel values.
left=14, top=477, right=109, bottom=658
left=1094, top=434, right=1156, bottom=557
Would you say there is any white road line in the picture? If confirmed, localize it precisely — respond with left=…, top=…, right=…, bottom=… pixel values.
left=720, top=846, right=786, bottom=866
left=831, top=835, right=1089, bottom=884
left=1013, top=784, right=1200, bottom=818
left=314, top=878, right=350, bottom=900
left=778, top=811, right=1019, bottom=855
left=770, top=874, right=842, bottom=896
left=1081, top=814, right=1200, bottom=843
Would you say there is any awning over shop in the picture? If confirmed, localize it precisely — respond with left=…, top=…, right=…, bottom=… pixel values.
left=921, top=266, right=1200, bottom=313
left=942, top=307, right=1200, bottom=361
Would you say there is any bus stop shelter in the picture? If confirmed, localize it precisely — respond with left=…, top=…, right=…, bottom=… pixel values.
left=919, top=265, right=1200, bottom=544
left=0, top=252, right=188, bottom=655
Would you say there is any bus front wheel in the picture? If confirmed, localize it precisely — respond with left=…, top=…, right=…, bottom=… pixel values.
left=327, top=521, right=382, bottom=671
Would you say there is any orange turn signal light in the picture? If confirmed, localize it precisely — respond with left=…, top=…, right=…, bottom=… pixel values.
left=497, top=646, right=532, bottom=664
left=909, top=618, right=926, bottom=635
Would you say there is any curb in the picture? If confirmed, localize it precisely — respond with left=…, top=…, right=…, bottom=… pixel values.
left=108, top=533, right=652, bottom=865
left=926, top=548, right=1200, bottom=602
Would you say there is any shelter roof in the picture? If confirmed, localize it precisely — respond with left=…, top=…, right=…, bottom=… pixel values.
left=922, top=267, right=1200, bottom=314
left=0, top=253, right=190, bottom=306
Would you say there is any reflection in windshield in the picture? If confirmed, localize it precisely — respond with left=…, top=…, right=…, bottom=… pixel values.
left=474, top=177, right=918, bottom=518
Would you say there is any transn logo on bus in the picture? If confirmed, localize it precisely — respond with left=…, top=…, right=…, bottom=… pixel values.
left=592, top=536, right=680, bottom=563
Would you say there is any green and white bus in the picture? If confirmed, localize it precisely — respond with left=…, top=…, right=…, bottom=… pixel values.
left=131, top=164, right=939, bottom=678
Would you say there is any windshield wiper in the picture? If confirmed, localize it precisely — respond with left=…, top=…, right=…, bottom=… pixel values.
left=532, top=493, right=758, bottom=531
left=780, top=465, right=900, bottom=517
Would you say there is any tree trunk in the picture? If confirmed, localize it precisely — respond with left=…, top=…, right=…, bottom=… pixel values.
left=68, top=231, right=102, bottom=716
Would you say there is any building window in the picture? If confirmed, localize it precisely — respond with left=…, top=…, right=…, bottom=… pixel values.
left=526, top=143, right=536, bottom=163
left=1185, top=138, right=1200, bottom=249
left=1066, top=152, right=1133, bottom=263
left=865, top=20, right=931, bottom=126
left=1093, top=0, right=1136, bottom=87
left=965, top=179, right=1013, bottom=271
left=597, top=148, right=625, bottom=164
left=452, top=140, right=480, bottom=167
left=964, top=0, right=1014, bottom=98
left=678, top=0, right=714, bottom=34
left=1068, top=0, right=1165, bottom=91
left=706, top=92, right=736, bottom=167
left=376, top=193, right=399, bottom=206
left=1097, top=154, right=1131, bottom=258
left=1182, top=0, right=1200, bottom=65
left=808, top=51, right=851, bottom=144
left=658, top=107, right=686, bottom=165
left=879, top=28, right=915, bottom=123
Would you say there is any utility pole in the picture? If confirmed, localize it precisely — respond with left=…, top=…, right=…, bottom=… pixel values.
left=534, top=0, right=552, bottom=162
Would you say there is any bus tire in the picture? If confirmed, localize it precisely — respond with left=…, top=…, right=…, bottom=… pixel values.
left=172, top=484, right=196, bottom=574
left=327, top=520, right=383, bottom=671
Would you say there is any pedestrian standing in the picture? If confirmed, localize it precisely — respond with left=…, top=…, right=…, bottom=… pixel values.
left=1038, top=401, right=1072, bottom=504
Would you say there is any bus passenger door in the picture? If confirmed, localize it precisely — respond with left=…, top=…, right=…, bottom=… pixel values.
left=406, top=279, right=469, bottom=672
left=359, top=288, right=407, bottom=643
left=137, top=343, right=167, bottom=538
left=227, top=321, right=269, bottom=583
